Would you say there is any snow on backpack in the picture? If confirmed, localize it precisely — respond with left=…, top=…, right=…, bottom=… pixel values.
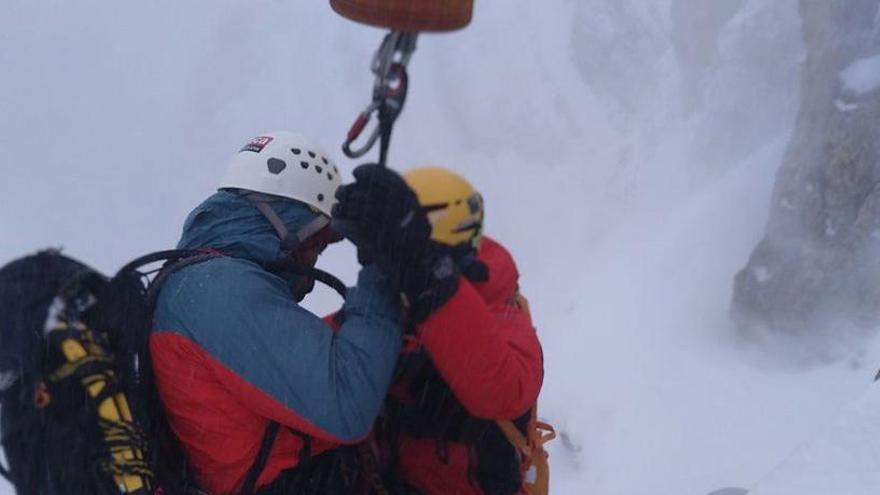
left=0, top=249, right=215, bottom=495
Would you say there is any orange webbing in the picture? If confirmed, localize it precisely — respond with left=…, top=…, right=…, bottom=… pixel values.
left=497, top=408, right=556, bottom=495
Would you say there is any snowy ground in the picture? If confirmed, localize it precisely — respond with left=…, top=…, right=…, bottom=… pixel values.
left=3, top=2, right=880, bottom=494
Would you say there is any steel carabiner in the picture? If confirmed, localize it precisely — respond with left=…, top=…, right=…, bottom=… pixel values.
left=343, top=101, right=382, bottom=159
left=341, top=31, right=418, bottom=162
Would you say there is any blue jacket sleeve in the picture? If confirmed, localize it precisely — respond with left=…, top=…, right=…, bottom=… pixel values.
left=153, top=258, right=402, bottom=442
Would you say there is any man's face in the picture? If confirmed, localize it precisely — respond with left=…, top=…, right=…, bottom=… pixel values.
left=289, top=224, right=342, bottom=300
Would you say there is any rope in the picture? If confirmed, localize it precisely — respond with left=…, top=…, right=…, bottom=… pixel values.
left=378, top=106, right=395, bottom=168
left=261, top=258, right=348, bottom=300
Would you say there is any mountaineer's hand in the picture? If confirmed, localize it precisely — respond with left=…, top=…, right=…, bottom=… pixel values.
left=332, top=164, right=431, bottom=261
left=450, top=243, right=489, bottom=283
left=332, top=164, right=458, bottom=321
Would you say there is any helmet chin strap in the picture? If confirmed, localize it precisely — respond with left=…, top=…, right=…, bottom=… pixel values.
left=237, top=191, right=348, bottom=300
left=239, top=192, right=330, bottom=256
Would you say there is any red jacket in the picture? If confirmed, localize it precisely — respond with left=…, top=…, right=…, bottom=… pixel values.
left=390, top=236, right=544, bottom=495
left=149, top=193, right=403, bottom=495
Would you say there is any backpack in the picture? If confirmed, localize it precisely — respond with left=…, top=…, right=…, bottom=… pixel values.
left=382, top=348, right=555, bottom=495
left=0, top=248, right=358, bottom=495
left=380, top=290, right=555, bottom=495
left=0, top=249, right=216, bottom=495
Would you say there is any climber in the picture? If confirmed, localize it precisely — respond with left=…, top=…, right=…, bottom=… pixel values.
left=332, top=164, right=546, bottom=495
left=149, top=131, right=403, bottom=494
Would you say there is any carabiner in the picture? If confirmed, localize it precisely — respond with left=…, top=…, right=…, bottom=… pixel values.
left=341, top=31, right=418, bottom=162
left=343, top=102, right=382, bottom=159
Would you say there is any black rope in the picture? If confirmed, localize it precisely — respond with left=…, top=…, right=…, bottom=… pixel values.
left=304, top=266, right=348, bottom=300
left=262, top=258, right=348, bottom=300
left=378, top=108, right=395, bottom=168
left=376, top=63, right=408, bottom=168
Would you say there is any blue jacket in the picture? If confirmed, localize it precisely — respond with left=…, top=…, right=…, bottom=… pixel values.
left=150, top=191, right=401, bottom=494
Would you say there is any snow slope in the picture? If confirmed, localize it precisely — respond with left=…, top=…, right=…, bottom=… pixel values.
left=3, top=1, right=880, bottom=494
left=752, top=381, right=880, bottom=495
left=541, top=135, right=880, bottom=495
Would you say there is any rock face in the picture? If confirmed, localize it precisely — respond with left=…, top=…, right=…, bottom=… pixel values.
left=732, top=0, right=880, bottom=337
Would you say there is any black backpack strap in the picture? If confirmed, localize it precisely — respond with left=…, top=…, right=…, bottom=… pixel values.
left=240, top=421, right=280, bottom=495
left=117, top=249, right=208, bottom=275
left=144, top=252, right=221, bottom=307
left=288, top=427, right=312, bottom=462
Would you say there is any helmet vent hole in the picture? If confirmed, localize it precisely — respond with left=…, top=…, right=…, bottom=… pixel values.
left=317, top=193, right=325, bottom=202
left=300, top=161, right=310, bottom=169
left=291, top=148, right=301, bottom=155
left=333, top=166, right=339, bottom=174
left=321, top=157, right=329, bottom=165
left=267, top=158, right=287, bottom=175
left=308, top=151, right=317, bottom=159
left=327, top=173, right=334, bottom=181
left=316, top=166, right=323, bottom=174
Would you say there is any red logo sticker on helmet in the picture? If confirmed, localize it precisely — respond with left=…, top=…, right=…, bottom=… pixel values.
left=240, top=136, right=274, bottom=153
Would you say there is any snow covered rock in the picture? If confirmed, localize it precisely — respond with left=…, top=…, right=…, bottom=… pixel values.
left=732, top=0, right=880, bottom=341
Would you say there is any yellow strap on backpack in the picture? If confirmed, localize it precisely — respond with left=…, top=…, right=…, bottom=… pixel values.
left=497, top=408, right=556, bottom=495
left=56, top=329, right=152, bottom=493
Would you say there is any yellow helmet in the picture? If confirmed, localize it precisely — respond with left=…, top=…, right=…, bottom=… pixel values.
left=404, top=166, right=484, bottom=249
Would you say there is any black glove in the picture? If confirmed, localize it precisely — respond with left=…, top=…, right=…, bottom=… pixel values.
left=332, top=164, right=459, bottom=321
left=397, top=241, right=460, bottom=322
left=327, top=216, right=375, bottom=265
left=450, top=243, right=490, bottom=283
left=332, top=164, right=430, bottom=262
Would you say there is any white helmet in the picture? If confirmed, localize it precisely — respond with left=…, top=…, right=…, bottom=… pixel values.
left=219, top=131, right=342, bottom=217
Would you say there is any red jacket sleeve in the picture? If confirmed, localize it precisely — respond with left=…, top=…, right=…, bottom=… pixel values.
left=417, top=238, right=543, bottom=420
